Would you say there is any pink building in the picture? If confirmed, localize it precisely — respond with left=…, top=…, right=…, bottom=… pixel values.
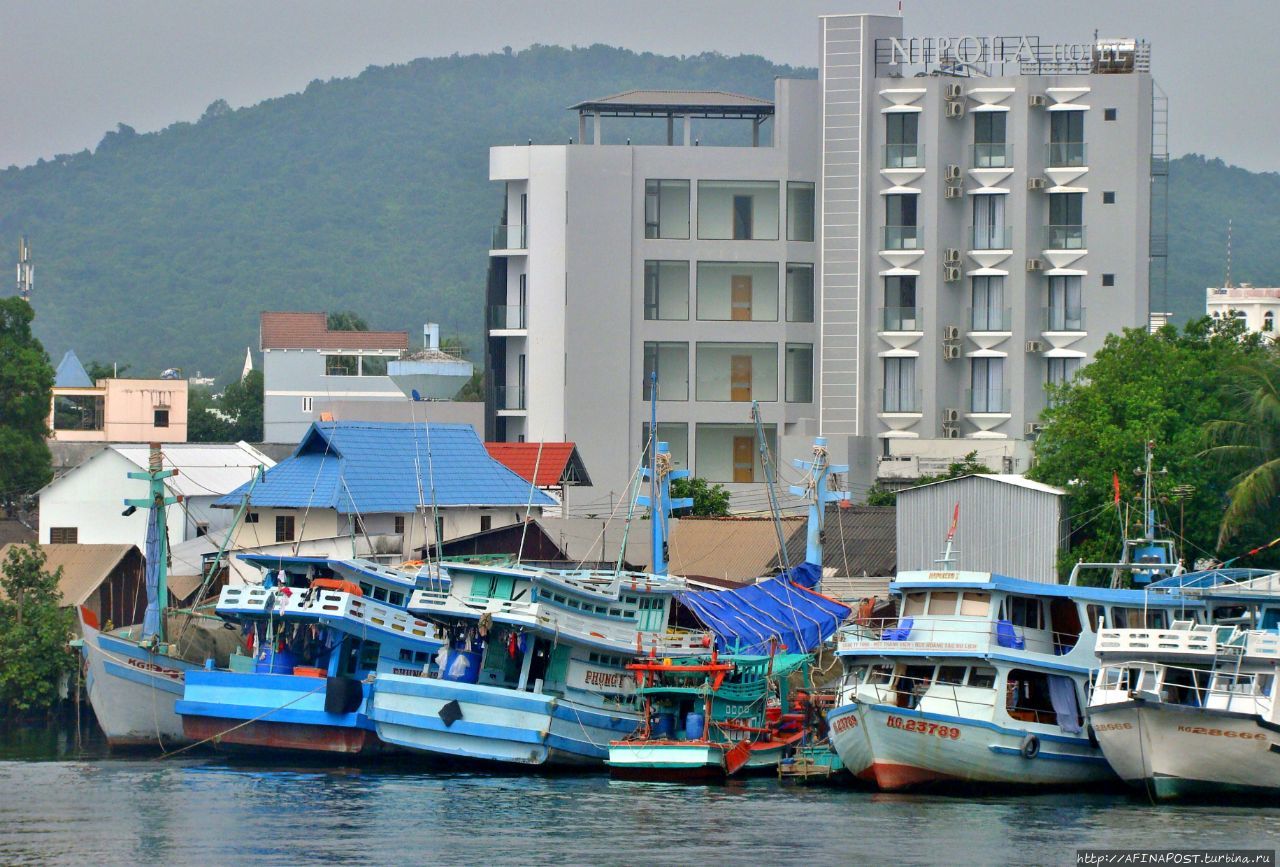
left=50, top=377, right=188, bottom=443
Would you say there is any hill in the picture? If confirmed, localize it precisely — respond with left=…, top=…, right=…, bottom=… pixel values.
left=1, top=46, right=1276, bottom=381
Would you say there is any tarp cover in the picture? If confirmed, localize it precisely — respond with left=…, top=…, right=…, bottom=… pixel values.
left=678, top=564, right=851, bottom=655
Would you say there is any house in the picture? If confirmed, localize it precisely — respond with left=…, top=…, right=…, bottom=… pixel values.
left=0, top=542, right=146, bottom=630
left=37, top=442, right=275, bottom=548
left=484, top=442, right=591, bottom=514
left=49, top=349, right=188, bottom=443
left=427, top=515, right=651, bottom=571
left=215, top=421, right=556, bottom=582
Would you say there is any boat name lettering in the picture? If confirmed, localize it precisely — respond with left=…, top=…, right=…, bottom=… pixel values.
left=390, top=667, right=424, bottom=677
left=125, top=658, right=184, bottom=682
left=1092, top=722, right=1132, bottom=732
left=886, top=715, right=960, bottom=739
left=584, top=669, right=629, bottom=689
left=871, top=642, right=978, bottom=651
left=927, top=572, right=958, bottom=580
left=1176, top=725, right=1266, bottom=740
left=831, top=715, right=858, bottom=734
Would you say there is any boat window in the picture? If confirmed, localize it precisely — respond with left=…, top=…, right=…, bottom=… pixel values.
left=1006, top=595, right=1044, bottom=630
left=902, top=593, right=927, bottom=616
left=399, top=648, right=414, bottom=662
left=414, top=651, right=430, bottom=664
left=554, top=594, right=567, bottom=604
left=372, top=586, right=388, bottom=602
left=359, top=582, right=373, bottom=596
left=609, top=608, right=622, bottom=617
left=1143, top=610, right=1167, bottom=629
left=1135, top=667, right=1159, bottom=693
left=898, top=664, right=935, bottom=709
left=1086, top=604, right=1105, bottom=630
left=936, top=665, right=967, bottom=685
left=1098, top=667, right=1126, bottom=690
left=1255, top=674, right=1274, bottom=697
left=1006, top=668, right=1076, bottom=727
left=968, top=667, right=996, bottom=689
left=959, top=592, right=990, bottom=616
left=868, top=664, right=894, bottom=684
left=389, top=591, right=404, bottom=607
left=843, top=664, right=868, bottom=688
left=358, top=641, right=381, bottom=670
left=927, top=592, right=959, bottom=616
left=568, top=598, right=580, bottom=609
left=1161, top=667, right=1207, bottom=705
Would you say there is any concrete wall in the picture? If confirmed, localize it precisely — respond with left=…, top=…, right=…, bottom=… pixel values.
left=50, top=379, right=189, bottom=443
left=263, top=348, right=405, bottom=443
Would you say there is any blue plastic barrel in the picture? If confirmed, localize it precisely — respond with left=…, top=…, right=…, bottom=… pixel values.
left=652, top=713, right=676, bottom=739
left=441, top=649, right=483, bottom=684
left=254, top=647, right=296, bottom=674
left=685, top=711, right=706, bottom=740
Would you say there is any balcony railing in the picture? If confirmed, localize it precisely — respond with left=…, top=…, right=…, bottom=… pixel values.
left=487, top=305, right=527, bottom=330
left=879, top=388, right=922, bottom=413
left=967, top=306, right=1012, bottom=332
left=491, top=224, right=527, bottom=250
left=882, top=143, right=924, bottom=169
left=879, top=306, right=922, bottom=332
left=972, top=142, right=1011, bottom=169
left=968, top=225, right=1012, bottom=250
left=967, top=388, right=1011, bottom=414
left=1046, top=141, right=1087, bottom=168
left=1045, top=224, right=1087, bottom=250
left=882, top=225, right=921, bottom=251
left=1042, top=306, right=1087, bottom=332
left=495, top=385, right=525, bottom=410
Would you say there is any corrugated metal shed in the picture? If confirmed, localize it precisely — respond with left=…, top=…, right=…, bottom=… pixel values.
left=665, top=517, right=804, bottom=583
left=0, top=542, right=138, bottom=606
left=110, top=442, right=275, bottom=499
left=896, top=475, right=1066, bottom=583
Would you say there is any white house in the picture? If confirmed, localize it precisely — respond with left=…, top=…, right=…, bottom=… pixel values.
left=38, top=442, right=275, bottom=548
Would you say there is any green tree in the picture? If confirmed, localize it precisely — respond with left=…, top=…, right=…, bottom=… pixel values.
left=85, top=360, right=130, bottom=381
left=186, top=385, right=236, bottom=442
left=453, top=369, right=484, bottom=402
left=670, top=477, right=731, bottom=517
left=1202, top=352, right=1280, bottom=547
left=0, top=544, right=75, bottom=715
left=327, top=311, right=369, bottom=332
left=865, top=451, right=993, bottom=506
left=1029, top=319, right=1270, bottom=577
left=0, top=299, right=54, bottom=510
left=186, top=371, right=263, bottom=442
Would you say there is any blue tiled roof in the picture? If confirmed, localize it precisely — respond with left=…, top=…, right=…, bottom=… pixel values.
left=55, top=349, right=93, bottom=387
left=215, top=422, right=555, bottom=514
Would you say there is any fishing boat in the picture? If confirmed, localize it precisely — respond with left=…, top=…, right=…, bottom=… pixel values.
left=174, top=555, right=448, bottom=755
left=1089, top=570, right=1280, bottom=799
left=78, top=443, right=249, bottom=749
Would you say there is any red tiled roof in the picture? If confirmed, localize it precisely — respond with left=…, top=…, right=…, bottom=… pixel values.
left=485, top=442, right=579, bottom=487
left=259, top=312, right=408, bottom=351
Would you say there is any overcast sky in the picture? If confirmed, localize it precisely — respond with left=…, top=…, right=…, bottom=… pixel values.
left=2, top=0, right=1277, bottom=172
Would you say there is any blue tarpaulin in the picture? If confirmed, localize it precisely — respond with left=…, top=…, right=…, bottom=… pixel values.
left=141, top=505, right=162, bottom=639
left=678, top=564, right=851, bottom=655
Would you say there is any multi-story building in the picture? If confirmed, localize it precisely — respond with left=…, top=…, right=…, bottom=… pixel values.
left=49, top=350, right=189, bottom=443
left=486, top=13, right=1162, bottom=503
left=1207, top=284, right=1280, bottom=338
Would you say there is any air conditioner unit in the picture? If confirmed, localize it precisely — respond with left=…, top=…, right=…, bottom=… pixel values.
left=945, top=101, right=965, bottom=118
left=943, top=265, right=962, bottom=282
left=942, top=325, right=960, bottom=341
left=1027, top=177, right=1048, bottom=191
left=1025, top=422, right=1045, bottom=436
left=944, top=82, right=964, bottom=100
left=943, top=344, right=962, bottom=360
left=943, top=425, right=961, bottom=439
left=944, top=248, right=962, bottom=265
left=942, top=407, right=960, bottom=423
left=944, top=184, right=964, bottom=200
left=1029, top=94, right=1048, bottom=108
left=1025, top=340, right=1046, bottom=353
left=944, top=164, right=962, bottom=181
left=1026, top=258, right=1045, bottom=272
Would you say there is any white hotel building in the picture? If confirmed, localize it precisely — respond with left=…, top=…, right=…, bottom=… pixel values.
left=485, top=12, right=1164, bottom=506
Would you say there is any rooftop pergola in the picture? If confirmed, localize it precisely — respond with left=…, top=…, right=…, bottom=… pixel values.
left=568, top=89, right=775, bottom=146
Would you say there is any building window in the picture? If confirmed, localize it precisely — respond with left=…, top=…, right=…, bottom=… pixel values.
left=697, top=180, right=779, bottom=241
left=885, top=112, right=920, bottom=168
left=882, top=275, right=918, bottom=331
left=643, top=261, right=690, bottom=320
left=394, top=515, right=406, bottom=534
left=49, top=527, right=78, bottom=544
left=1104, top=108, right=1117, bottom=121
left=695, top=342, right=778, bottom=402
left=245, top=512, right=259, bottom=524
left=785, top=263, right=814, bottom=322
left=973, top=112, right=1008, bottom=167
left=642, top=342, right=689, bottom=401
left=52, top=394, right=105, bottom=431
left=969, top=357, right=1006, bottom=413
left=195, top=522, right=209, bottom=537
left=1048, top=111, right=1086, bottom=166
left=1102, top=274, right=1116, bottom=287
left=641, top=422, right=689, bottom=470
left=882, top=357, right=918, bottom=413
left=1265, top=312, right=1276, bottom=333
left=785, top=344, right=813, bottom=403
left=275, top=514, right=296, bottom=543
left=1048, top=192, right=1084, bottom=249
left=361, top=356, right=389, bottom=377
left=696, top=262, right=778, bottom=321
left=884, top=194, right=919, bottom=250
left=970, top=276, right=1008, bottom=331
left=302, top=396, right=313, bottom=413
left=694, top=423, right=775, bottom=483
left=352, top=516, right=365, bottom=536
left=970, top=194, right=1007, bottom=249
left=1102, top=191, right=1115, bottom=204
left=787, top=182, right=815, bottom=241
left=1046, top=357, right=1082, bottom=390
left=153, top=408, right=170, bottom=428
left=644, top=179, right=690, bottom=240
left=325, top=355, right=359, bottom=376
left=479, top=514, right=492, bottom=532
left=1047, top=276, right=1084, bottom=331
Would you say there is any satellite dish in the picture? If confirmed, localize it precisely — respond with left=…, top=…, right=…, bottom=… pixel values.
left=410, top=389, right=421, bottom=402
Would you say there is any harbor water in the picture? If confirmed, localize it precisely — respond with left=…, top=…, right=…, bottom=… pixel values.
left=2, top=726, right=1279, bottom=865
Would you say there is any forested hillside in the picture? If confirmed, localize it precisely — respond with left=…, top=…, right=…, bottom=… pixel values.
left=0, top=43, right=1275, bottom=382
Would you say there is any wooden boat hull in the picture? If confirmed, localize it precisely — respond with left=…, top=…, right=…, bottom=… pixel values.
left=1090, top=701, right=1280, bottom=800
left=607, top=736, right=800, bottom=781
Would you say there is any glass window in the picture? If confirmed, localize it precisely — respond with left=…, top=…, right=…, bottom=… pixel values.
left=936, top=666, right=967, bottom=685
left=693, top=423, right=775, bottom=483
left=1049, top=112, right=1085, bottom=166
left=1046, top=358, right=1081, bottom=390
left=696, top=262, right=778, bottom=321
left=885, top=113, right=920, bottom=168
left=787, top=182, right=815, bottom=241
left=641, top=422, right=689, bottom=471
left=927, top=592, right=958, bottom=616
left=902, top=593, right=927, bottom=616
left=1047, top=276, right=1084, bottom=330
left=786, top=263, right=814, bottom=322
left=973, top=112, right=1008, bottom=167
left=970, top=276, right=1006, bottom=331
left=785, top=344, right=813, bottom=403
left=275, top=514, right=295, bottom=543
left=882, top=358, right=917, bottom=413
left=52, top=394, right=105, bottom=431
left=969, top=357, right=1006, bottom=413
left=1006, top=596, right=1043, bottom=629
left=960, top=592, right=991, bottom=616
left=643, top=260, right=690, bottom=321
left=325, top=355, right=358, bottom=376
left=697, top=181, right=779, bottom=240
left=883, top=276, right=918, bottom=331
left=361, top=355, right=389, bottom=377
left=969, top=667, right=997, bottom=689
left=884, top=194, right=919, bottom=250
left=970, top=194, right=1007, bottom=249
left=642, top=342, right=689, bottom=401
left=153, top=408, right=170, bottom=428
left=1265, top=312, right=1275, bottom=332
left=695, top=342, right=778, bottom=402
left=644, top=180, right=690, bottom=239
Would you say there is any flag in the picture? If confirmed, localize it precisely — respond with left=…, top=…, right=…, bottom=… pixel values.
left=1112, top=471, right=1121, bottom=505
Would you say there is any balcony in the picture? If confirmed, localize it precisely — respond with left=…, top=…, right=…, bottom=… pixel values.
left=879, top=388, right=922, bottom=414
left=487, top=305, right=527, bottom=332
left=972, top=143, right=1011, bottom=169
left=967, top=388, right=1010, bottom=415
left=882, top=143, right=924, bottom=169
left=879, top=306, right=922, bottom=333
left=1045, top=224, right=1087, bottom=251
left=1042, top=306, right=1087, bottom=333
left=1046, top=141, right=1088, bottom=168
left=967, top=307, right=1012, bottom=333
left=495, top=385, right=526, bottom=412
left=881, top=225, right=921, bottom=251
left=968, top=225, right=1012, bottom=251
left=491, top=224, right=527, bottom=251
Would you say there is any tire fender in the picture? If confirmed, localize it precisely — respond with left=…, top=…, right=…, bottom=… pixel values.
left=1020, top=733, right=1040, bottom=760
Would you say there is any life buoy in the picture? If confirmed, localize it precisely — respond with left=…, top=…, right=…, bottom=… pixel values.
left=311, top=578, right=363, bottom=596
left=1020, top=733, right=1040, bottom=759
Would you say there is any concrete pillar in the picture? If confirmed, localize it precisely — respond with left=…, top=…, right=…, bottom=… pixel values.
left=593, top=111, right=601, bottom=145
left=578, top=113, right=585, bottom=144
left=683, top=115, right=691, bottom=146
left=666, top=114, right=674, bottom=146
left=752, top=118, right=760, bottom=147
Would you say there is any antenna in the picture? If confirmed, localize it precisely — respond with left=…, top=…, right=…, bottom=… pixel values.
left=1225, top=219, right=1234, bottom=289
left=16, top=237, right=33, bottom=303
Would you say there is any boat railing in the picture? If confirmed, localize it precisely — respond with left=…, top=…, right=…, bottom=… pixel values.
left=216, top=584, right=283, bottom=617
left=1096, top=625, right=1227, bottom=657
left=1093, top=660, right=1274, bottom=716
left=848, top=674, right=997, bottom=719
left=284, top=589, right=442, bottom=644
left=838, top=615, right=1085, bottom=657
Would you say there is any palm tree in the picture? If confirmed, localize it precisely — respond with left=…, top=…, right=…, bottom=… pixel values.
left=1203, top=354, right=1280, bottom=547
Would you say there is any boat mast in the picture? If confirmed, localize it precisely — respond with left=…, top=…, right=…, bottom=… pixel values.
left=129, top=442, right=180, bottom=645
left=788, top=437, right=849, bottom=584
left=638, top=371, right=691, bottom=576
left=752, top=400, right=791, bottom=573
